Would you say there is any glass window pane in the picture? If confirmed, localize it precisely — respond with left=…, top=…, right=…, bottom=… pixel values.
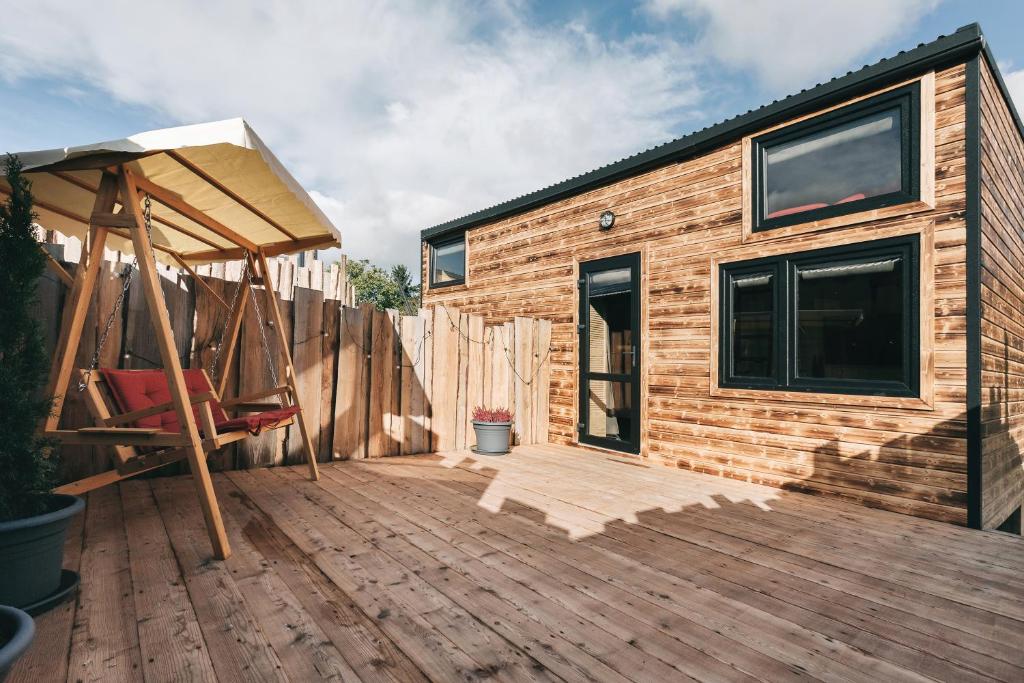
left=796, top=256, right=904, bottom=382
left=586, top=380, right=633, bottom=443
left=588, top=268, right=632, bottom=374
left=764, top=107, right=902, bottom=219
left=432, top=239, right=465, bottom=283
left=730, top=272, right=774, bottom=379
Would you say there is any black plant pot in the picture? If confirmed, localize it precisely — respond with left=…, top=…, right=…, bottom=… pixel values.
left=472, top=421, right=513, bottom=455
left=0, top=605, right=35, bottom=682
left=0, top=494, right=84, bottom=611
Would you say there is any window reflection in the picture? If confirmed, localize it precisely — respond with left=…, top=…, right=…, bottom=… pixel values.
left=764, top=107, right=903, bottom=220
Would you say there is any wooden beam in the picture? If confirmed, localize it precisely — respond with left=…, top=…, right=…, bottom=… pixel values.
left=119, top=166, right=232, bottom=560
left=51, top=171, right=230, bottom=252
left=40, top=244, right=74, bottom=287
left=255, top=248, right=320, bottom=481
left=166, top=150, right=300, bottom=241
left=42, top=174, right=118, bottom=431
left=90, top=210, right=138, bottom=229
left=182, top=233, right=338, bottom=263
left=172, top=253, right=229, bottom=310
left=131, top=174, right=260, bottom=252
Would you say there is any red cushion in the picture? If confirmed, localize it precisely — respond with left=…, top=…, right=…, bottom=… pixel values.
left=766, top=202, right=828, bottom=219
left=216, top=406, right=300, bottom=435
left=835, top=193, right=867, bottom=204
left=100, top=369, right=229, bottom=433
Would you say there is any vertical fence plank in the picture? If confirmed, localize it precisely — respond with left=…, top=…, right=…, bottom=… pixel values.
left=399, top=316, right=418, bottom=454
left=454, top=313, right=470, bottom=450
left=465, top=315, right=485, bottom=447
left=513, top=317, right=534, bottom=445
left=535, top=319, right=552, bottom=444
left=419, top=309, right=433, bottom=454
left=333, top=304, right=371, bottom=459
left=430, top=306, right=458, bottom=452
left=237, top=269, right=284, bottom=468
left=289, top=279, right=324, bottom=464
left=388, top=310, right=402, bottom=456
left=367, top=308, right=395, bottom=457
left=319, top=301, right=340, bottom=462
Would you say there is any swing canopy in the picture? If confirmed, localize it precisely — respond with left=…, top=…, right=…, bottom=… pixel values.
left=8, top=118, right=340, bottom=264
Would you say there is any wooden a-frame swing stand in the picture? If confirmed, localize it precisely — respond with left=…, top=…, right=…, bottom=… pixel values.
left=41, top=165, right=321, bottom=560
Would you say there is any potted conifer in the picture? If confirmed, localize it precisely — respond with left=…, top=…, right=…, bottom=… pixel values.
left=471, top=406, right=513, bottom=455
left=0, top=155, right=83, bottom=625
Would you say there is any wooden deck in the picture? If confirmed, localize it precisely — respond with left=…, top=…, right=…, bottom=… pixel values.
left=11, top=443, right=1024, bottom=682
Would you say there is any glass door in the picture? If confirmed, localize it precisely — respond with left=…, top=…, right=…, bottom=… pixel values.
left=578, top=253, right=641, bottom=454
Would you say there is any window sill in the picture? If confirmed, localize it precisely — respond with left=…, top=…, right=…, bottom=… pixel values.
left=709, top=384, right=934, bottom=411
left=741, top=199, right=935, bottom=244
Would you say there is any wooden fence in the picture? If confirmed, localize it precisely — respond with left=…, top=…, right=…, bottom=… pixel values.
left=34, top=241, right=551, bottom=483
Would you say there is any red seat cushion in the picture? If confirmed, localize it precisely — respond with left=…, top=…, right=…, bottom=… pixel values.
left=100, top=369, right=229, bottom=433
left=216, top=405, right=301, bottom=435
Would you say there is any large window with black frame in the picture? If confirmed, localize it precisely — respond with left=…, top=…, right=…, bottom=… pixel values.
left=719, top=235, right=920, bottom=397
left=751, top=82, right=920, bottom=232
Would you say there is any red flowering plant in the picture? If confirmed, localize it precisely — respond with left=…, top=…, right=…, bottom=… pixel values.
left=471, top=406, right=513, bottom=424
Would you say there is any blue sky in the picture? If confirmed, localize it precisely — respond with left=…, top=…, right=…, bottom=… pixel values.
left=2, top=1, right=1022, bottom=274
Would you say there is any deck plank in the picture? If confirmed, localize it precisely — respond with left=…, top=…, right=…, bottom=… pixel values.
left=149, top=478, right=288, bottom=683
left=67, top=484, right=142, bottom=683
left=11, top=444, right=1024, bottom=683
left=226, top=468, right=532, bottom=682
left=120, top=480, right=217, bottom=682
left=213, top=475, right=429, bottom=683
left=7, top=499, right=85, bottom=682
left=332, top=459, right=1019, bottom=682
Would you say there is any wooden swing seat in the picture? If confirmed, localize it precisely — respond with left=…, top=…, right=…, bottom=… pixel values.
left=53, top=368, right=298, bottom=496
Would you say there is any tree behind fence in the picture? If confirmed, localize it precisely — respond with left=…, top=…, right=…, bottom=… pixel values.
left=34, top=245, right=551, bottom=483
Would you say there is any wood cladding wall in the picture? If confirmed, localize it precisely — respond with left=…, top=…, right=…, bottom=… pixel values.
left=979, top=59, right=1024, bottom=529
left=424, top=64, right=973, bottom=524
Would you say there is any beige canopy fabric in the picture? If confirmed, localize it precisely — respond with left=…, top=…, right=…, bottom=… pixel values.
left=2, top=118, right=340, bottom=264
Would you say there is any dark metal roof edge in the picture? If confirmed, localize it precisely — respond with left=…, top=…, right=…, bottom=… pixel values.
left=979, top=41, right=1024, bottom=145
left=422, top=23, right=984, bottom=241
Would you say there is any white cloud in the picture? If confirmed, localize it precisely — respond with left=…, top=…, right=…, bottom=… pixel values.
left=0, top=1, right=941, bottom=275
left=646, top=0, right=939, bottom=91
left=0, top=1, right=701, bottom=272
left=1004, top=69, right=1024, bottom=115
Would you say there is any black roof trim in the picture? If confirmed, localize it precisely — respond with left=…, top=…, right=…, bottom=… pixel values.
left=422, top=23, right=985, bottom=242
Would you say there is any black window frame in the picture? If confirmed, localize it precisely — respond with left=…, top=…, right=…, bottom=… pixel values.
left=428, top=233, right=466, bottom=288
left=752, top=82, right=921, bottom=233
left=719, top=235, right=920, bottom=397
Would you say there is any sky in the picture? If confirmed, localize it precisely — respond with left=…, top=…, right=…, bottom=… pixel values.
left=2, top=1, right=1023, bottom=278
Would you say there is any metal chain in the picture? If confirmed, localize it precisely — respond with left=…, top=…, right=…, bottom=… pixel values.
left=245, top=260, right=281, bottom=387
left=207, top=259, right=248, bottom=388
left=77, top=195, right=154, bottom=391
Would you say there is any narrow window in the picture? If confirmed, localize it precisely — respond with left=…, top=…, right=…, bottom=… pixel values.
left=726, top=269, right=777, bottom=384
left=720, top=236, right=919, bottom=397
left=429, top=235, right=466, bottom=287
left=753, top=83, right=920, bottom=231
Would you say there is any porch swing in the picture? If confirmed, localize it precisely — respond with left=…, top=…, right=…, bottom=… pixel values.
left=14, top=119, right=342, bottom=560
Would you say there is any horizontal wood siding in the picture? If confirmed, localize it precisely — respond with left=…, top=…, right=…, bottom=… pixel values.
left=979, top=59, right=1024, bottom=529
left=423, top=64, right=971, bottom=524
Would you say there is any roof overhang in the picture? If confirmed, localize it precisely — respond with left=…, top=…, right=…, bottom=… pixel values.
left=2, top=118, right=340, bottom=264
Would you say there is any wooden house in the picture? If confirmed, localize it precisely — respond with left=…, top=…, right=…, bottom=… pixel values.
left=421, top=24, right=1024, bottom=532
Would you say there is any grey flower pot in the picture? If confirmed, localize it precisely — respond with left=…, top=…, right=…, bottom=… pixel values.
left=0, top=605, right=35, bottom=681
left=0, top=494, right=84, bottom=610
left=473, top=421, right=512, bottom=455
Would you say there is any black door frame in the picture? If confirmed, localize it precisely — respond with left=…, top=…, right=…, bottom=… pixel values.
left=577, top=252, right=642, bottom=454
